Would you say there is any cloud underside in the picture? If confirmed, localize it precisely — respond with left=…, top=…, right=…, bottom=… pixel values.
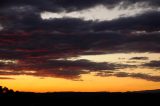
left=0, top=59, right=126, bottom=79
left=143, top=61, right=160, bottom=69
left=0, top=0, right=160, bottom=81
left=0, top=59, right=160, bottom=82
left=0, top=76, right=14, bottom=80
left=130, top=57, right=149, bottom=60
left=96, top=72, right=160, bottom=82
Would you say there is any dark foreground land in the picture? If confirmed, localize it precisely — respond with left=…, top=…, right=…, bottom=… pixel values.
left=0, top=89, right=160, bottom=106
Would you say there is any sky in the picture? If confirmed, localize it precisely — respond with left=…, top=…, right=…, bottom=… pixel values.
left=0, top=0, right=160, bottom=92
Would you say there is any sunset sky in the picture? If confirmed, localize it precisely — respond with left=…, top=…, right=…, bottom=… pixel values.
left=0, top=0, right=160, bottom=92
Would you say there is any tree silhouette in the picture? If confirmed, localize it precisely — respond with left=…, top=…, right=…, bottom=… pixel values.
left=0, top=86, right=14, bottom=95
left=0, top=86, right=3, bottom=94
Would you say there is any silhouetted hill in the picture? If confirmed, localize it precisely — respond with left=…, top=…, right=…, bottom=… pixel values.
left=0, top=89, right=160, bottom=105
left=133, top=89, right=160, bottom=93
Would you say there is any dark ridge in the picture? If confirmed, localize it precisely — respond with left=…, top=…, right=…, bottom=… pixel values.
left=0, top=86, right=160, bottom=105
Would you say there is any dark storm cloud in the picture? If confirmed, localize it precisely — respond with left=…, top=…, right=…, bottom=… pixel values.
left=0, top=0, right=160, bottom=79
left=0, top=17, right=160, bottom=60
left=1, top=1, right=160, bottom=32
left=130, top=57, right=149, bottom=60
left=2, top=9, right=160, bottom=32
left=143, top=61, right=160, bottom=69
left=1, top=0, right=160, bottom=12
left=96, top=72, right=160, bottom=82
left=0, top=0, right=118, bottom=13
left=0, top=59, right=127, bottom=79
left=2, top=0, right=159, bottom=59
left=0, top=29, right=159, bottom=61
left=93, top=11, right=160, bottom=32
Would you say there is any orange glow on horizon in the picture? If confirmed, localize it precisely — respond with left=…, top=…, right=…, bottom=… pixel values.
left=0, top=53, right=160, bottom=92
left=1, top=73, right=160, bottom=93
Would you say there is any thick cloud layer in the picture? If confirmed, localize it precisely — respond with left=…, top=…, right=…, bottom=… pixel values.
left=0, top=27, right=160, bottom=61
left=1, top=0, right=160, bottom=12
left=93, top=11, right=160, bottom=32
left=0, top=0, right=160, bottom=80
